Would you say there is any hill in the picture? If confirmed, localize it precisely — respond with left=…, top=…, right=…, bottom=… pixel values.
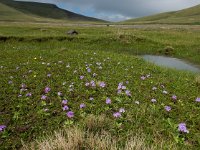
left=0, top=0, right=105, bottom=23
left=123, top=4, right=200, bottom=24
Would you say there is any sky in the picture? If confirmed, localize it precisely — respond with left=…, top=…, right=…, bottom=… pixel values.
left=18, top=0, right=200, bottom=21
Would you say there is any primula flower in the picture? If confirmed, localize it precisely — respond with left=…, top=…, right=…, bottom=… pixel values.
left=80, top=103, right=86, bottom=109
left=66, top=111, right=74, bottom=118
left=122, top=86, right=126, bottom=90
left=164, top=106, right=171, bottom=112
left=106, top=98, right=111, bottom=104
left=113, top=112, right=121, bottom=118
left=62, top=100, right=68, bottom=105
left=117, top=90, right=122, bottom=94
left=80, top=76, right=84, bottom=80
left=63, top=105, right=69, bottom=111
left=41, top=95, right=47, bottom=100
left=0, top=125, right=6, bottom=132
left=90, top=80, right=96, bottom=87
left=44, top=87, right=51, bottom=93
left=195, top=97, right=200, bottom=102
left=117, top=83, right=123, bottom=90
left=26, top=93, right=32, bottom=97
left=172, top=95, right=177, bottom=100
left=99, top=82, right=106, bottom=88
left=125, top=90, right=131, bottom=96
left=87, top=68, right=91, bottom=73
left=178, top=123, right=189, bottom=133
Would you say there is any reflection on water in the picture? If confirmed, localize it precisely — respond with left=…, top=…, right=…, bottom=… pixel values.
left=142, top=55, right=200, bottom=73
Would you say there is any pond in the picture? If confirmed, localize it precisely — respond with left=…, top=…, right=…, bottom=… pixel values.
left=142, top=55, right=200, bottom=73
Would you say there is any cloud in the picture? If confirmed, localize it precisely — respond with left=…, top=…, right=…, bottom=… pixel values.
left=17, top=0, right=200, bottom=21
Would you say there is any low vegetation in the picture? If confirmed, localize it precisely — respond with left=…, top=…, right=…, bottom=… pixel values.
left=0, top=24, right=200, bottom=149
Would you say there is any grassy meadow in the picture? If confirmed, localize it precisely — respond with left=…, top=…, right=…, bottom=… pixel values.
left=0, top=23, right=200, bottom=149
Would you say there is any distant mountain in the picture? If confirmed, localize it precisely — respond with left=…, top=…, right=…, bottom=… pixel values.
left=123, top=4, right=200, bottom=25
left=0, top=0, right=105, bottom=23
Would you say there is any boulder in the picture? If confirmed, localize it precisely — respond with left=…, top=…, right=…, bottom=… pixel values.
left=67, top=30, right=79, bottom=35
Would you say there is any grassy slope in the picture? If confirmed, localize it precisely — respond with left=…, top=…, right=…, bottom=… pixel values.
left=0, top=3, right=36, bottom=21
left=0, top=25, right=200, bottom=149
left=123, top=5, right=200, bottom=24
left=0, top=0, right=105, bottom=23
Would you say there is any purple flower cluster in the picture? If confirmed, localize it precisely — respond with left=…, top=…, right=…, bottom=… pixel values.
left=113, top=108, right=125, bottom=118
left=117, top=82, right=131, bottom=96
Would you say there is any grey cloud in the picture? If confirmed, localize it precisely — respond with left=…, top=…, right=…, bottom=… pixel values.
left=18, top=0, right=200, bottom=21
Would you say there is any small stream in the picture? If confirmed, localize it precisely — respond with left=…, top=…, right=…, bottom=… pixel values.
left=142, top=55, right=200, bottom=73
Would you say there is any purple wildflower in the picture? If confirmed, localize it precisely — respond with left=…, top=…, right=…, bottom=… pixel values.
left=172, top=95, right=177, bottom=100
left=80, top=76, right=84, bottom=80
left=26, top=93, right=32, bottom=97
left=113, top=112, right=121, bottom=118
left=41, top=95, right=47, bottom=100
left=66, top=111, right=74, bottom=118
left=90, top=80, right=96, bottom=87
left=106, top=98, right=111, bottom=104
left=195, top=97, right=200, bottom=102
left=151, top=99, right=157, bottom=103
left=62, top=100, right=68, bottom=105
left=117, top=83, right=123, bottom=90
left=0, top=125, right=6, bottom=132
left=44, top=87, right=51, bottom=94
left=47, top=74, right=51, bottom=77
left=164, top=106, right=171, bottom=112
left=117, top=90, right=122, bottom=94
left=178, top=123, right=189, bottom=133
left=119, top=108, right=125, bottom=113
left=63, top=105, right=69, bottom=111
left=99, top=82, right=106, bottom=88
left=122, top=86, right=126, bottom=90
left=80, top=103, right=86, bottom=109
left=87, top=68, right=91, bottom=73
left=125, top=90, right=131, bottom=96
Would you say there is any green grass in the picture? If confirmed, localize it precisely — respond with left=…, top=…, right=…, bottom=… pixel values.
left=0, top=0, right=105, bottom=23
left=123, top=5, right=200, bottom=25
left=0, top=24, right=200, bottom=149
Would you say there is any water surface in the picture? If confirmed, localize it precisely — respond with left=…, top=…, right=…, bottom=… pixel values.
left=142, top=55, right=200, bottom=73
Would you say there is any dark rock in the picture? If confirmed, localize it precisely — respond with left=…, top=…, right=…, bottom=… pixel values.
left=67, top=30, right=79, bottom=35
